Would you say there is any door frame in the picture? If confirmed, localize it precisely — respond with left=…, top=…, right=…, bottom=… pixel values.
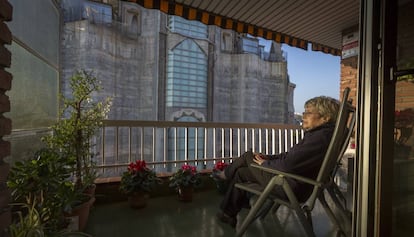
left=355, top=0, right=397, bottom=236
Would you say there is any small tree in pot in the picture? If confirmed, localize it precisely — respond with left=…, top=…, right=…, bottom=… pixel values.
left=43, top=70, right=111, bottom=193
left=7, top=70, right=111, bottom=233
left=42, top=70, right=111, bottom=230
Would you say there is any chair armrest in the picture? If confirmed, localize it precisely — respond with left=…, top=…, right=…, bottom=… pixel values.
left=250, top=163, right=322, bottom=187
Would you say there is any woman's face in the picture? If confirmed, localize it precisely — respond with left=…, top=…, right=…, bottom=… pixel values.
left=302, top=105, right=328, bottom=130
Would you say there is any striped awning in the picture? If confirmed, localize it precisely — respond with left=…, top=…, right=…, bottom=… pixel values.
left=126, top=0, right=360, bottom=56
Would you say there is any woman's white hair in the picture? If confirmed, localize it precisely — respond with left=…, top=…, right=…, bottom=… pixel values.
left=305, top=96, right=340, bottom=123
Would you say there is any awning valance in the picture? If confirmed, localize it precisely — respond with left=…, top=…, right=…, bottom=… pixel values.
left=125, top=0, right=357, bottom=56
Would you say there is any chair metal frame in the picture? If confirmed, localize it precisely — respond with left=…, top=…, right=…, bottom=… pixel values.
left=235, top=87, right=355, bottom=237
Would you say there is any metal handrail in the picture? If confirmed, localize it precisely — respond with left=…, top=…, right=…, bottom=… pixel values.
left=95, top=120, right=303, bottom=177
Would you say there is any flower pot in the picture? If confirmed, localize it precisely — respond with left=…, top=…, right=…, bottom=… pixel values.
left=83, top=184, right=96, bottom=207
left=64, top=197, right=95, bottom=231
left=178, top=186, right=194, bottom=202
left=83, top=184, right=96, bottom=197
left=128, top=192, right=149, bottom=209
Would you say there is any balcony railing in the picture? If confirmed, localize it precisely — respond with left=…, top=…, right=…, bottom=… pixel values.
left=94, top=120, right=303, bottom=178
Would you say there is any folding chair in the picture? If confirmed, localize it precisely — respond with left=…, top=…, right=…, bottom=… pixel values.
left=324, top=99, right=356, bottom=231
left=235, top=87, right=355, bottom=237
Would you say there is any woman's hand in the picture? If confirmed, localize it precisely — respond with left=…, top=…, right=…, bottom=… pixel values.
left=253, top=153, right=267, bottom=165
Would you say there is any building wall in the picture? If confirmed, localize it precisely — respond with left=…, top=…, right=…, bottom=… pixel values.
left=61, top=2, right=293, bottom=125
left=62, top=21, right=157, bottom=120
left=287, top=82, right=296, bottom=124
left=340, top=56, right=358, bottom=106
left=213, top=52, right=289, bottom=123
left=62, top=1, right=163, bottom=121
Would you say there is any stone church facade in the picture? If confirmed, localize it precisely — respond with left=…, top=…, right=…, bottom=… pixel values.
left=61, top=0, right=295, bottom=125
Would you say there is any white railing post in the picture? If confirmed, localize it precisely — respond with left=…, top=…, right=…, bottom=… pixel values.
left=221, top=128, right=225, bottom=158
left=96, top=120, right=302, bottom=177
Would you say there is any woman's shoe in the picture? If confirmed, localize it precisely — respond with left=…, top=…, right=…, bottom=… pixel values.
left=216, top=211, right=237, bottom=228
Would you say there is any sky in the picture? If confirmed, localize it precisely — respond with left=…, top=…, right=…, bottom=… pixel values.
left=260, top=39, right=341, bottom=113
left=282, top=45, right=341, bottom=113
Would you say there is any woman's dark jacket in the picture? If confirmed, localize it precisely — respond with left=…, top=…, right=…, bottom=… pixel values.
left=261, top=122, right=336, bottom=201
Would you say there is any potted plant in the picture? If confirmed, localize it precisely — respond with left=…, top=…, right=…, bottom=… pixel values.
left=7, top=148, right=77, bottom=235
left=8, top=196, right=46, bottom=237
left=169, top=164, right=202, bottom=202
left=7, top=195, right=92, bottom=237
left=119, top=160, right=161, bottom=208
left=43, top=70, right=111, bottom=192
left=211, top=161, right=229, bottom=194
left=42, top=69, right=111, bottom=230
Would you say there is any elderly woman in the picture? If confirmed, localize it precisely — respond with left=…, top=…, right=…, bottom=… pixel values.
left=214, top=96, right=340, bottom=228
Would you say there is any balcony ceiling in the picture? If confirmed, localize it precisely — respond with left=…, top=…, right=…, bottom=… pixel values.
left=127, top=0, right=360, bottom=56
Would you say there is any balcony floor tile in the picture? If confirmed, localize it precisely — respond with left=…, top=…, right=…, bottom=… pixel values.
left=84, top=189, right=346, bottom=237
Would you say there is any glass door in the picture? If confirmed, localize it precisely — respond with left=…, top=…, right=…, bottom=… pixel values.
left=357, top=0, right=414, bottom=235
left=392, top=0, right=414, bottom=236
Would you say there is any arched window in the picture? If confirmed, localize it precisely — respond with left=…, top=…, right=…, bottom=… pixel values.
left=166, top=39, right=207, bottom=108
left=221, top=32, right=233, bottom=52
left=130, top=14, right=140, bottom=37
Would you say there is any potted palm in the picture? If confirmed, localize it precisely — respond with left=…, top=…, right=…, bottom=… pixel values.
left=169, top=164, right=202, bottom=202
left=42, top=69, right=111, bottom=230
left=119, top=160, right=161, bottom=208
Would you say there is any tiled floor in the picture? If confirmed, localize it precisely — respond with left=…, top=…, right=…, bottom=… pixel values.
left=83, top=189, right=351, bottom=237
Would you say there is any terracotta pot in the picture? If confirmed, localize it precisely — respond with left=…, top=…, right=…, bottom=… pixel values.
left=64, top=197, right=95, bottom=231
left=178, top=186, right=194, bottom=202
left=83, top=184, right=96, bottom=207
left=128, top=192, right=149, bottom=209
left=83, top=184, right=96, bottom=197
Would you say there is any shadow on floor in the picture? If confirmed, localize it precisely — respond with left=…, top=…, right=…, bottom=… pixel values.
left=84, top=189, right=347, bottom=237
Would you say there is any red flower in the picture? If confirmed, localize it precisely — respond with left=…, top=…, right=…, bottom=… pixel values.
left=181, top=164, right=197, bottom=175
left=128, top=160, right=147, bottom=173
left=169, top=164, right=201, bottom=188
left=121, top=160, right=161, bottom=195
left=213, top=161, right=229, bottom=171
